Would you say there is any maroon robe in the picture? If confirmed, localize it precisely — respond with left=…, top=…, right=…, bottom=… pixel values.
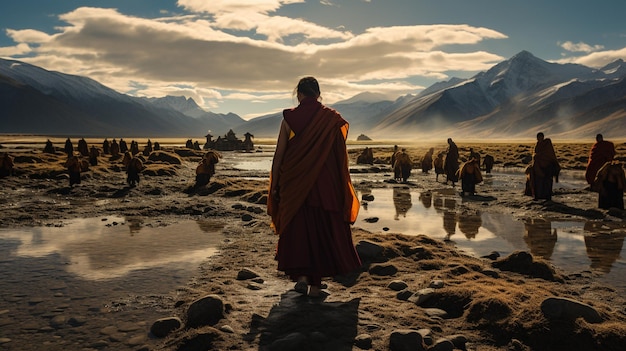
left=267, top=97, right=361, bottom=284
left=585, top=140, right=616, bottom=186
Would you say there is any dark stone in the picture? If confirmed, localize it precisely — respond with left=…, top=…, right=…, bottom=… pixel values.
left=150, top=317, right=182, bottom=337
left=186, top=295, right=224, bottom=328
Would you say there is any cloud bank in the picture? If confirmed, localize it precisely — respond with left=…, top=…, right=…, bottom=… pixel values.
left=1, top=1, right=622, bottom=117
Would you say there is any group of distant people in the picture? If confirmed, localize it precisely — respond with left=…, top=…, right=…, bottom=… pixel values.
left=3, top=138, right=221, bottom=189
left=523, top=132, right=624, bottom=210
left=584, top=134, right=624, bottom=209
left=52, top=137, right=150, bottom=188
left=383, top=138, right=492, bottom=197
left=354, top=132, right=625, bottom=210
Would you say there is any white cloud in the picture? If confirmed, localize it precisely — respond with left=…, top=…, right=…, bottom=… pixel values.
left=559, top=41, right=604, bottom=53
left=177, top=0, right=303, bottom=15
left=557, top=47, right=626, bottom=68
left=4, top=5, right=510, bottom=116
left=6, top=29, right=52, bottom=44
left=0, top=43, right=32, bottom=56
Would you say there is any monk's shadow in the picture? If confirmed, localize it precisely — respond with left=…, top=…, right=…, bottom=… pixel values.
left=249, top=291, right=360, bottom=351
left=111, top=186, right=133, bottom=198
left=541, top=200, right=604, bottom=219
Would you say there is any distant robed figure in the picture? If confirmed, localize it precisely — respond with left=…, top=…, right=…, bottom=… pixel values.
left=525, top=132, right=560, bottom=201
left=267, top=76, right=361, bottom=298
left=444, top=138, right=459, bottom=185
left=594, top=160, right=625, bottom=210
left=585, top=134, right=616, bottom=187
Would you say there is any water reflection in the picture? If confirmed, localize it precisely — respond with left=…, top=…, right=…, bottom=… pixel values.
left=126, top=216, right=143, bottom=234
left=0, top=217, right=225, bottom=281
left=393, top=187, right=412, bottom=220
left=354, top=187, right=626, bottom=293
left=419, top=191, right=432, bottom=208
left=523, top=218, right=558, bottom=259
left=443, top=211, right=457, bottom=241
left=583, top=222, right=626, bottom=273
left=458, top=210, right=482, bottom=239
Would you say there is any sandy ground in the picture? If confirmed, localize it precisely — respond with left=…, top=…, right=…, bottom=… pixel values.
left=1, top=139, right=626, bottom=351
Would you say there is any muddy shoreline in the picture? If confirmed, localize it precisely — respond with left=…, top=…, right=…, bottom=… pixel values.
left=1, top=140, right=626, bottom=351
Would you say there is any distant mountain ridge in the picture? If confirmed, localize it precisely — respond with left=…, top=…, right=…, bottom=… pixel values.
left=0, top=58, right=242, bottom=137
left=371, top=51, right=626, bottom=139
left=1, top=51, right=625, bottom=140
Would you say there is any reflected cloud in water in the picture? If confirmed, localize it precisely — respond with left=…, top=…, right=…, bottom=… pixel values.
left=354, top=187, right=626, bottom=293
left=0, top=217, right=225, bottom=281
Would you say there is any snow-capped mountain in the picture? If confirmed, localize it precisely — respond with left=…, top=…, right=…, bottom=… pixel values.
left=0, top=58, right=244, bottom=137
left=1, top=51, right=625, bottom=140
left=370, top=51, right=626, bottom=139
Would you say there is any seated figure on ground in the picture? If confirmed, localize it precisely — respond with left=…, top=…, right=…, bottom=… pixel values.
left=458, top=157, right=483, bottom=196
left=393, top=148, right=412, bottom=182
left=64, top=154, right=82, bottom=187
left=195, top=150, right=221, bottom=187
left=0, top=152, right=15, bottom=178
left=356, top=147, right=374, bottom=165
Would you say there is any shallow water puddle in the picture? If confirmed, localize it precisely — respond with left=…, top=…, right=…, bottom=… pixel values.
left=0, top=217, right=225, bottom=293
left=355, top=187, right=626, bottom=293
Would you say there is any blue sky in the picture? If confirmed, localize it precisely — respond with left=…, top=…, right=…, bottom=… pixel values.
left=1, top=0, right=625, bottom=119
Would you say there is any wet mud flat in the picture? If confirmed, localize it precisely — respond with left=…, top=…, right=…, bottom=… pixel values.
left=0, top=140, right=626, bottom=350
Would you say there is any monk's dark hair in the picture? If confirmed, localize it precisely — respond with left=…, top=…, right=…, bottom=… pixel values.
left=596, top=134, right=603, bottom=141
left=295, top=76, right=321, bottom=98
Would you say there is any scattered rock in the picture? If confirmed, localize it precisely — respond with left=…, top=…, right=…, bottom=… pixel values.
left=492, top=251, right=560, bottom=281
left=354, top=333, right=373, bottom=349
left=369, top=263, right=398, bottom=276
left=408, top=288, right=435, bottom=306
left=428, top=280, right=444, bottom=289
left=389, top=329, right=425, bottom=351
left=429, top=338, right=454, bottom=351
left=540, top=296, right=603, bottom=323
left=237, top=268, right=260, bottom=280
left=150, top=317, right=182, bottom=338
left=364, top=217, right=379, bottom=223
left=362, top=194, right=375, bottom=201
left=356, top=240, right=384, bottom=261
left=387, top=280, right=408, bottom=291
left=186, top=295, right=225, bottom=328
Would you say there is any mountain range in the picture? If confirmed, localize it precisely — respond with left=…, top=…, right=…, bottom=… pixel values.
left=1, top=51, right=625, bottom=140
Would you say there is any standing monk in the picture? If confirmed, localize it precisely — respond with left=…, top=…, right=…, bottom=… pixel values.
left=64, top=154, right=82, bottom=187
left=594, top=160, right=625, bottom=210
left=526, top=132, right=560, bottom=201
left=125, top=154, right=144, bottom=187
left=483, top=154, right=495, bottom=174
left=444, top=138, right=459, bottom=185
left=64, top=138, right=74, bottom=156
left=433, top=152, right=445, bottom=181
left=110, top=139, right=120, bottom=157
left=393, top=148, right=413, bottom=182
left=0, top=152, right=14, bottom=178
left=585, top=134, right=616, bottom=188
left=421, top=148, right=434, bottom=173
left=102, top=138, right=110, bottom=155
left=89, top=146, right=99, bottom=166
left=268, top=77, right=361, bottom=298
